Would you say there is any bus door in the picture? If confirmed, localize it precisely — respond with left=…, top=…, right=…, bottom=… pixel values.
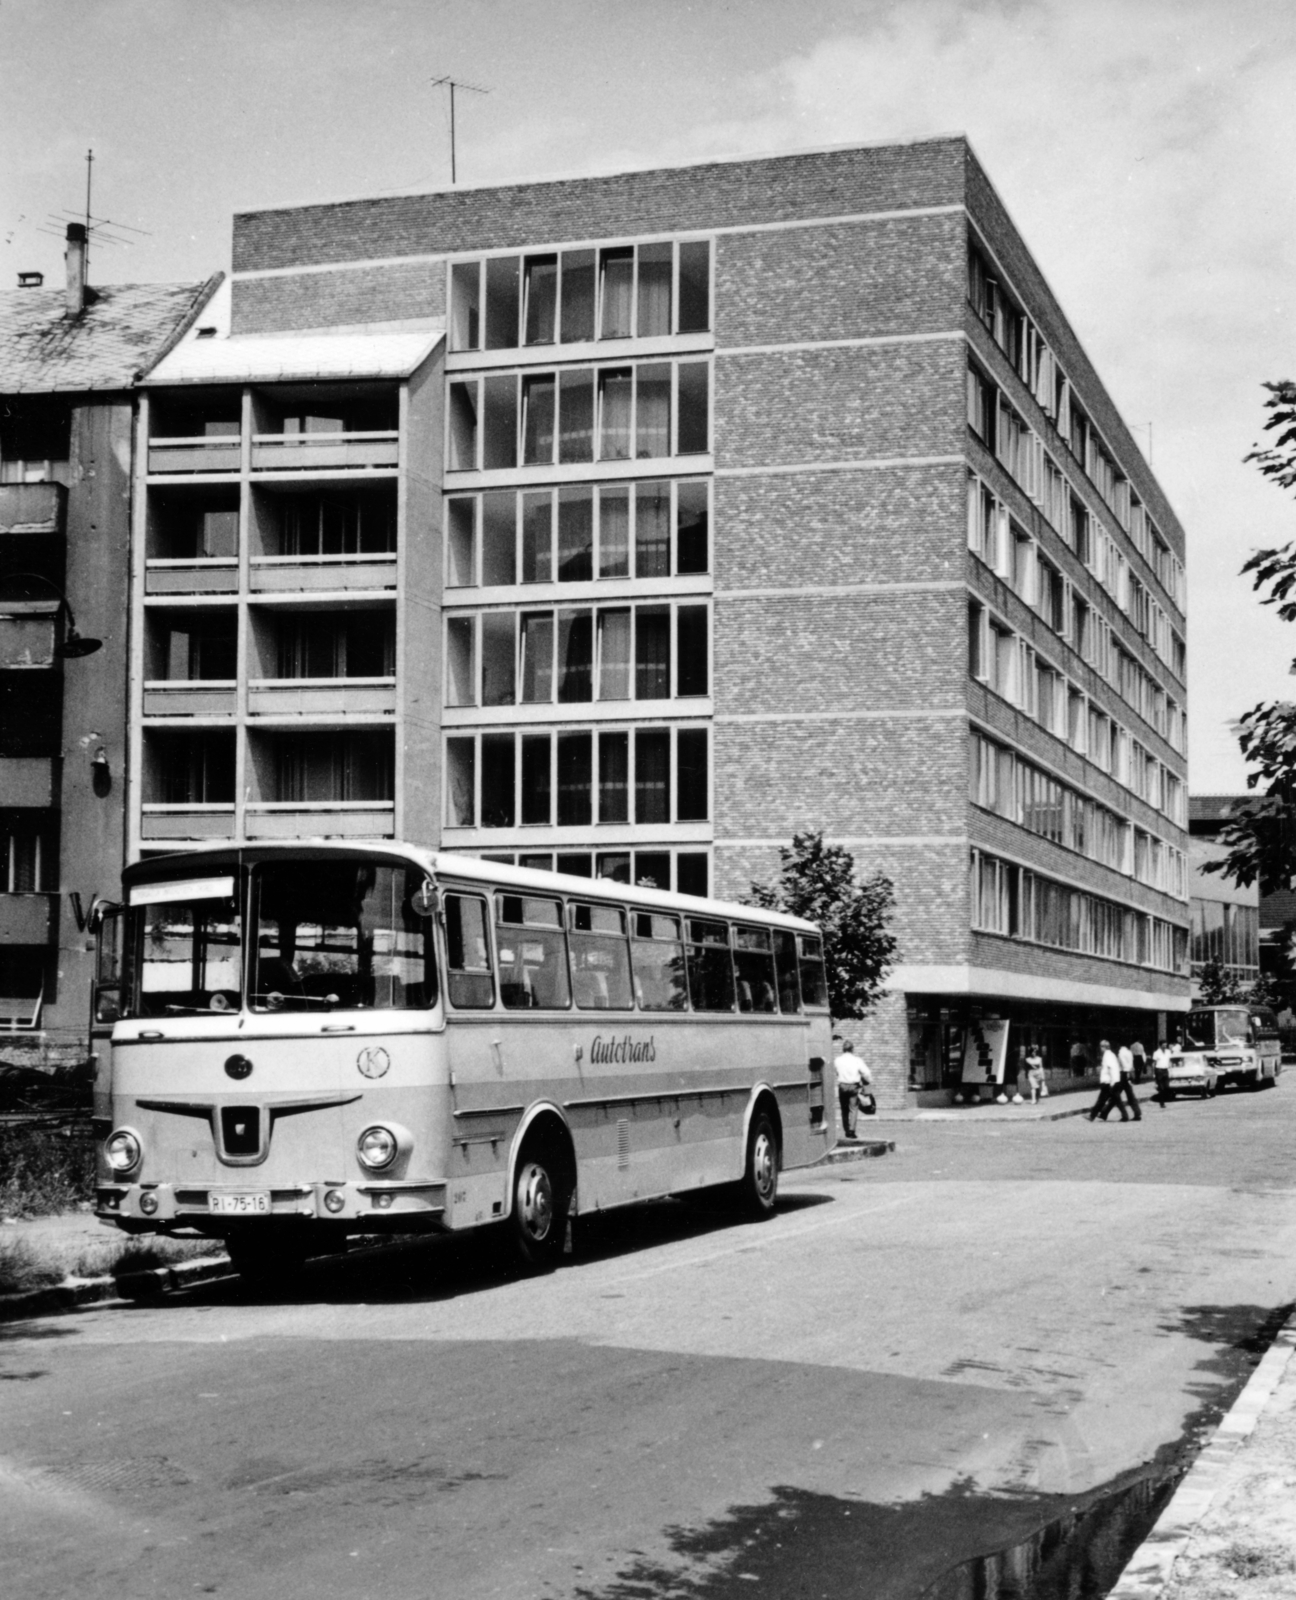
left=90, top=900, right=124, bottom=1127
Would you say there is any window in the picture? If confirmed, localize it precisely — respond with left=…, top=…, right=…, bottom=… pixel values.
left=523, top=254, right=558, bottom=345
left=557, top=732, right=593, bottom=825
left=557, top=609, right=593, bottom=702
left=495, top=893, right=569, bottom=1009
left=635, top=729, right=670, bottom=823
left=570, top=902, right=633, bottom=1010
left=676, top=728, right=708, bottom=821
left=126, top=888, right=242, bottom=1018
left=481, top=733, right=515, bottom=827
left=153, top=610, right=238, bottom=682
left=271, top=613, right=393, bottom=682
left=635, top=606, right=670, bottom=700
left=598, top=731, right=629, bottom=823
left=445, top=893, right=493, bottom=1007
left=630, top=911, right=688, bottom=1010
left=446, top=738, right=476, bottom=826
left=676, top=606, right=708, bottom=696
left=0, top=398, right=70, bottom=482
left=733, top=926, right=777, bottom=1013
left=2, top=816, right=55, bottom=892
left=148, top=730, right=235, bottom=805
left=677, top=362, right=709, bottom=454
left=273, top=732, right=392, bottom=804
left=686, top=917, right=735, bottom=1011
left=521, top=734, right=551, bottom=825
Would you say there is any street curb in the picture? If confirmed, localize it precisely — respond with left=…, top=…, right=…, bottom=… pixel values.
left=819, top=1139, right=896, bottom=1163
left=1106, top=1310, right=1296, bottom=1599
left=0, top=1252, right=232, bottom=1324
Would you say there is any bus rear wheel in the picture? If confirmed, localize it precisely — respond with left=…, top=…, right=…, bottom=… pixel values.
left=739, top=1112, right=780, bottom=1219
left=510, top=1145, right=570, bottom=1272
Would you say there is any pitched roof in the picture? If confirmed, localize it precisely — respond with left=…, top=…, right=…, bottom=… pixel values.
left=0, top=276, right=222, bottom=394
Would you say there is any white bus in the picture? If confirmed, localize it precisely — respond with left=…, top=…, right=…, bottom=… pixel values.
left=94, top=842, right=834, bottom=1282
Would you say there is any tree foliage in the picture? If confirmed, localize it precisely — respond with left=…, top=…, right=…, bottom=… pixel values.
left=747, top=830, right=897, bottom=1020
left=1205, top=380, right=1296, bottom=888
left=1196, top=957, right=1245, bottom=1006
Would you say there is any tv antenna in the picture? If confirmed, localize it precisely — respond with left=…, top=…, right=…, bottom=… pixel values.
left=430, top=76, right=490, bottom=184
left=37, top=149, right=151, bottom=276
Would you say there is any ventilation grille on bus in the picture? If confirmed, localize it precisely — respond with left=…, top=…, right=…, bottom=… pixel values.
left=617, top=1119, right=630, bottom=1169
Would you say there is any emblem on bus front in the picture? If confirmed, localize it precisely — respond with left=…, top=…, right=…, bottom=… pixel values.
left=357, top=1046, right=391, bottom=1080
left=224, top=1054, right=253, bottom=1080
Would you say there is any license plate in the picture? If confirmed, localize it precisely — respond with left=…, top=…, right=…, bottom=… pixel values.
left=209, top=1192, right=270, bottom=1216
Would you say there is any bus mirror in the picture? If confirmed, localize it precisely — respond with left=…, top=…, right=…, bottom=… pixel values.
left=411, top=879, right=439, bottom=918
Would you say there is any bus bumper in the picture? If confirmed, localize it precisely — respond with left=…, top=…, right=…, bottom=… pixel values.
left=95, top=1179, right=448, bottom=1232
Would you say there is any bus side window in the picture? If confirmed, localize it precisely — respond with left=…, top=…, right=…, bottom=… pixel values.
left=495, top=894, right=571, bottom=1010
left=687, top=917, right=735, bottom=1012
left=445, top=894, right=495, bottom=1008
left=773, top=929, right=801, bottom=1014
left=570, top=902, right=633, bottom=1010
left=733, top=926, right=777, bottom=1013
left=629, top=911, right=688, bottom=1010
left=797, top=934, right=829, bottom=1010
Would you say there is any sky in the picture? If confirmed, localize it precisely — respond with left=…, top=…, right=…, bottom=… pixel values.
left=3, top=0, right=1295, bottom=795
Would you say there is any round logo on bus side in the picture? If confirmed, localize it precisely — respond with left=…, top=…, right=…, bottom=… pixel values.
left=357, top=1046, right=390, bottom=1080
left=225, top=1054, right=253, bottom=1080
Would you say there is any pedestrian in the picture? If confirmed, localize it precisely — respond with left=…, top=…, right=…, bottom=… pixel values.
left=1088, top=1039, right=1127, bottom=1122
left=1131, top=1039, right=1147, bottom=1083
left=1151, top=1038, right=1175, bottom=1109
left=1025, top=1044, right=1046, bottom=1104
left=833, top=1040, right=870, bottom=1138
left=1116, top=1041, right=1143, bottom=1121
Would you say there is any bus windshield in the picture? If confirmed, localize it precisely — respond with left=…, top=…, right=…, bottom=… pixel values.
left=1184, top=1008, right=1249, bottom=1050
left=124, top=876, right=243, bottom=1017
left=251, top=860, right=436, bottom=1012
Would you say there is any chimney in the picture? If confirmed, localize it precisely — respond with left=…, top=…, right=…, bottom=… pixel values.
left=65, top=222, right=87, bottom=315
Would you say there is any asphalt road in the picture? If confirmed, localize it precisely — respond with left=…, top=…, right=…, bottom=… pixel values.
left=5, top=1083, right=1296, bottom=1600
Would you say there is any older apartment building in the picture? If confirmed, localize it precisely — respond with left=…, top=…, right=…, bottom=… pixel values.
left=130, top=136, right=1190, bottom=1103
left=0, top=229, right=215, bottom=1052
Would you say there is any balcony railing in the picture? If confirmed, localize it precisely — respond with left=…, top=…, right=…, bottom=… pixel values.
left=247, top=678, right=396, bottom=718
left=143, top=682, right=238, bottom=718
left=244, top=801, right=395, bottom=840
left=249, top=553, right=397, bottom=593
left=147, top=436, right=242, bottom=475
left=145, top=558, right=238, bottom=595
left=140, top=805, right=236, bottom=841
left=251, top=432, right=399, bottom=474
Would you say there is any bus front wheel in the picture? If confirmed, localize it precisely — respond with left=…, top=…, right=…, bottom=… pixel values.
left=510, top=1147, right=570, bottom=1271
left=739, top=1112, right=780, bottom=1218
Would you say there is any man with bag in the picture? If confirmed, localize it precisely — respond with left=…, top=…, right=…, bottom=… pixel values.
left=833, top=1040, right=872, bottom=1137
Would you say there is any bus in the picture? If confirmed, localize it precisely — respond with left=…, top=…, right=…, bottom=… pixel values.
left=93, top=842, right=834, bottom=1283
left=1173, top=1003, right=1282, bottom=1097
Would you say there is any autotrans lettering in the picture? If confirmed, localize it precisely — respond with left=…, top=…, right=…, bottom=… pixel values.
left=591, top=1035, right=657, bottom=1065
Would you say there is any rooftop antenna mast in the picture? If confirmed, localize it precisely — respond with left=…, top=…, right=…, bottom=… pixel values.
left=430, top=75, right=490, bottom=184
left=40, top=148, right=151, bottom=265
left=84, top=148, right=93, bottom=275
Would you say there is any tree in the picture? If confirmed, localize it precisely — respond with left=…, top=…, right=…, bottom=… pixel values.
left=747, top=830, right=897, bottom=1020
left=1205, top=380, right=1296, bottom=888
left=1196, top=957, right=1244, bottom=1005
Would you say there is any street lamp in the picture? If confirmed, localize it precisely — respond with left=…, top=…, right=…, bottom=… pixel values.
left=0, top=571, right=102, bottom=658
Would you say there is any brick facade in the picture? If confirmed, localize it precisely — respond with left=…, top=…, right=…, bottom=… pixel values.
left=206, top=135, right=1190, bottom=1108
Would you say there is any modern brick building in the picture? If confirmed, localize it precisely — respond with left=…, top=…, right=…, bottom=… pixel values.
left=0, top=230, right=216, bottom=1054
left=132, top=136, right=1191, bottom=1103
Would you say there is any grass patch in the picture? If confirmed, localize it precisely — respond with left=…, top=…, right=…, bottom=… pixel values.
left=1219, top=1540, right=1296, bottom=1580
left=0, top=1228, right=218, bottom=1298
left=0, top=1124, right=95, bottom=1218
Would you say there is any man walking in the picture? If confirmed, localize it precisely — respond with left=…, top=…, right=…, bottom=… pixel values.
left=1116, top=1040, right=1143, bottom=1121
left=833, top=1040, right=870, bottom=1139
left=1151, top=1038, right=1175, bottom=1108
left=1088, top=1040, right=1127, bottom=1122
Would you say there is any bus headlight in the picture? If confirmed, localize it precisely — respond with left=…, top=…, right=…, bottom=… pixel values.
left=357, top=1125, right=399, bottom=1171
left=105, top=1128, right=143, bottom=1174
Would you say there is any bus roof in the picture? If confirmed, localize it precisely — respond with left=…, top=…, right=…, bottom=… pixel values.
left=122, top=840, right=822, bottom=935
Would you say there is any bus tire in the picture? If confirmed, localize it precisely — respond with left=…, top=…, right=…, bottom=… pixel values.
left=509, top=1135, right=572, bottom=1272
left=739, top=1111, right=780, bottom=1219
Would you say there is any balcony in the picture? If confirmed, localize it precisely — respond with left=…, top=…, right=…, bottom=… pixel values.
left=247, top=678, right=396, bottom=718
left=145, top=558, right=239, bottom=595
left=142, top=682, right=238, bottom=718
left=0, top=893, right=56, bottom=944
left=140, top=805, right=237, bottom=842
left=243, top=801, right=395, bottom=840
left=147, top=436, right=242, bottom=475
left=0, top=482, right=65, bottom=534
left=251, top=432, right=398, bottom=475
left=249, top=553, right=397, bottom=594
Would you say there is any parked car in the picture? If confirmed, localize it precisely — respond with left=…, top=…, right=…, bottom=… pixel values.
left=1173, top=1005, right=1282, bottom=1097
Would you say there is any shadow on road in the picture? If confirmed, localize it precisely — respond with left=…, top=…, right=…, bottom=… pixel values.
left=155, top=1189, right=837, bottom=1312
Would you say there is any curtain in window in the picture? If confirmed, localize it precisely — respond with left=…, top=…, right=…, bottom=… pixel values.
left=597, top=609, right=631, bottom=700
left=635, top=482, right=670, bottom=577
left=598, top=369, right=632, bottom=460
left=598, top=488, right=630, bottom=578
left=636, top=244, right=672, bottom=337
left=600, top=249, right=633, bottom=338
left=635, top=365, right=671, bottom=459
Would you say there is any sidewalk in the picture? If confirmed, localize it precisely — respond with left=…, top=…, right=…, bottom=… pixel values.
left=869, top=1082, right=1158, bottom=1123
left=1110, top=1310, right=1296, bottom=1598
